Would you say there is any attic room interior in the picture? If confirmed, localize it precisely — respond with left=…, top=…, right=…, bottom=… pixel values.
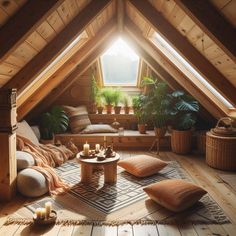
left=0, top=0, right=236, bottom=235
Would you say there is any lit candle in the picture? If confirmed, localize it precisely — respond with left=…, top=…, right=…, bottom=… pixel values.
left=83, top=141, right=90, bottom=156
left=95, top=144, right=100, bottom=152
left=35, top=208, right=42, bottom=219
left=41, top=208, right=46, bottom=219
left=45, top=201, right=52, bottom=218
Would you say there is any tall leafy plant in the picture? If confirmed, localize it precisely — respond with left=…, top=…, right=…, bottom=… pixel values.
left=132, top=94, right=149, bottom=124
left=39, top=106, right=69, bottom=140
left=90, top=74, right=99, bottom=103
left=101, top=88, right=116, bottom=105
left=167, top=91, right=199, bottom=130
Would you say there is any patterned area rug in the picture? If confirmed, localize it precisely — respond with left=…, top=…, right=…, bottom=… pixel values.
left=5, top=158, right=230, bottom=225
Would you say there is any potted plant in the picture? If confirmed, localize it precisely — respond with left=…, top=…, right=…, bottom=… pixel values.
left=96, top=94, right=104, bottom=114
left=142, top=77, right=170, bottom=137
left=101, top=88, right=115, bottom=114
left=123, top=93, right=131, bottom=114
left=113, top=89, right=123, bottom=114
left=39, top=106, right=69, bottom=144
left=133, top=94, right=148, bottom=134
left=89, top=74, right=99, bottom=114
left=168, top=91, right=199, bottom=154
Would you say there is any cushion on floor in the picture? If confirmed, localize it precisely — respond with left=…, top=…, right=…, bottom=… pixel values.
left=62, top=105, right=91, bottom=133
left=143, top=179, right=207, bottom=212
left=80, top=124, right=118, bottom=134
left=16, top=151, right=35, bottom=170
left=17, top=168, right=48, bottom=197
left=17, top=120, right=40, bottom=146
left=118, top=155, right=168, bottom=177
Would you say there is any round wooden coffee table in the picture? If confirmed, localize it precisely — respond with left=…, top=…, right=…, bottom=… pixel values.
left=76, top=154, right=120, bottom=184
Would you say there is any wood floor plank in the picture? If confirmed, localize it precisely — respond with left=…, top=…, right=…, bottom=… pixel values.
left=222, top=224, right=236, bottom=236
left=58, top=225, right=74, bottom=236
left=71, top=225, right=93, bottom=236
left=178, top=223, right=198, bottom=236
left=208, top=224, right=228, bottom=235
left=118, top=224, right=133, bottom=236
left=193, top=224, right=213, bottom=236
left=42, top=225, right=62, bottom=236
left=157, top=224, right=181, bottom=236
left=133, top=224, right=158, bottom=236
left=0, top=224, right=20, bottom=236
left=91, top=225, right=117, bottom=236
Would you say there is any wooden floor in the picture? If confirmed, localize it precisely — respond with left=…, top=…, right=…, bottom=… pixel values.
left=1, top=151, right=236, bottom=235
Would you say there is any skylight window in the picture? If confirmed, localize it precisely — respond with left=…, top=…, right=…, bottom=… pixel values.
left=100, top=38, right=140, bottom=86
left=152, top=32, right=234, bottom=109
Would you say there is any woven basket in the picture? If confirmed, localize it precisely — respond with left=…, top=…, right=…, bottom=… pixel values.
left=206, top=132, right=236, bottom=170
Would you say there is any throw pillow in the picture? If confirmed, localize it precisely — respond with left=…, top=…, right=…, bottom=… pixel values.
left=17, top=120, right=40, bottom=146
left=118, top=155, right=168, bottom=177
left=143, top=179, right=207, bottom=212
left=63, top=105, right=91, bottom=133
left=16, top=151, right=35, bottom=170
left=80, top=124, right=118, bottom=134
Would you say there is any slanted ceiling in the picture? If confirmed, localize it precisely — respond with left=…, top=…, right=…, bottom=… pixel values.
left=0, top=0, right=235, bottom=120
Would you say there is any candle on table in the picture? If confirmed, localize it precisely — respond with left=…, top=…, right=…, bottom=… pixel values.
left=41, top=208, right=46, bottom=219
left=95, top=144, right=100, bottom=152
left=45, top=201, right=52, bottom=218
left=83, top=141, right=90, bottom=156
left=35, top=208, right=42, bottom=219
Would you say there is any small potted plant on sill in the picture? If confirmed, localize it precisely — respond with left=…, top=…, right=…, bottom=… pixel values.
left=101, top=87, right=115, bottom=114
left=123, top=93, right=131, bottom=114
left=96, top=94, right=104, bottom=114
left=168, top=91, right=199, bottom=154
left=39, top=106, right=69, bottom=144
left=113, top=89, right=123, bottom=114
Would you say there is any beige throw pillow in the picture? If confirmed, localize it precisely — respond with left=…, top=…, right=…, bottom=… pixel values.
left=63, top=105, right=91, bottom=133
left=80, top=124, right=117, bottom=134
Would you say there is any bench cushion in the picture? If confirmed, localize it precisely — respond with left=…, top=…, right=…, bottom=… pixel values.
left=118, top=155, right=168, bottom=177
left=16, top=151, right=35, bottom=170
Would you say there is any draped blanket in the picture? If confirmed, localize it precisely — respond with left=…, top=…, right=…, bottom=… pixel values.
left=17, top=135, right=74, bottom=195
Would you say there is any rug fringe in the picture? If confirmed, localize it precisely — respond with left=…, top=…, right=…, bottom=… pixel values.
left=3, top=218, right=230, bottom=226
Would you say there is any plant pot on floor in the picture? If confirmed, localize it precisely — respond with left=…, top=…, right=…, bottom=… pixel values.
left=138, top=124, right=146, bottom=134
left=124, top=106, right=130, bottom=114
left=114, top=106, right=122, bottom=114
left=97, top=106, right=104, bottom=114
left=171, top=129, right=192, bottom=154
left=106, top=105, right=113, bottom=114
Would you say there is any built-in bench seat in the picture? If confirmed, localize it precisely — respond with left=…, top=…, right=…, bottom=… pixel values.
left=55, top=130, right=171, bottom=150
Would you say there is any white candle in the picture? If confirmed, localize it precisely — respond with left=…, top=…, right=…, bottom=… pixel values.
left=95, top=144, right=100, bottom=152
left=45, top=201, right=52, bottom=218
left=41, top=208, right=46, bottom=219
left=35, top=208, right=42, bottom=219
left=83, top=142, right=90, bottom=156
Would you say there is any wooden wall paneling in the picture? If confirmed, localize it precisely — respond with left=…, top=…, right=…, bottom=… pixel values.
left=160, top=0, right=176, bottom=17
left=128, top=0, right=236, bottom=105
left=0, top=0, right=64, bottom=63
left=148, top=0, right=164, bottom=12
left=25, top=31, right=47, bottom=52
left=167, top=4, right=185, bottom=27
left=19, top=23, right=117, bottom=120
left=176, top=15, right=195, bottom=36
left=47, top=11, right=65, bottom=34
left=186, top=25, right=203, bottom=44
left=221, top=0, right=236, bottom=27
left=0, top=0, right=18, bottom=16
left=124, top=18, right=226, bottom=119
left=0, top=62, right=20, bottom=78
left=117, top=0, right=124, bottom=32
left=0, top=8, right=8, bottom=26
left=0, top=75, right=11, bottom=87
left=175, top=0, right=236, bottom=61
left=36, top=21, right=57, bottom=42
left=57, top=0, right=75, bottom=25
left=13, top=0, right=28, bottom=7
left=3, top=0, right=112, bottom=96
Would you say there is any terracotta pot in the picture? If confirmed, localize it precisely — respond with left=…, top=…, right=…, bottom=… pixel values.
left=124, top=106, right=130, bottom=114
left=154, top=127, right=167, bottom=138
left=171, top=129, right=192, bottom=154
left=114, top=106, right=122, bottom=114
left=138, top=124, right=146, bottom=134
left=106, top=104, right=113, bottom=114
left=97, top=106, right=104, bottom=114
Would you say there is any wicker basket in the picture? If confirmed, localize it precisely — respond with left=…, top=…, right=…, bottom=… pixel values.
left=206, top=132, right=236, bottom=171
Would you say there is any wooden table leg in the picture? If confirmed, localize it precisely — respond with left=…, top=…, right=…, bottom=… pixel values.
left=80, top=163, right=93, bottom=183
left=104, top=162, right=117, bottom=184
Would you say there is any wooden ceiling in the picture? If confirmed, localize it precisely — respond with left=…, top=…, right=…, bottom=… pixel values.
left=0, top=0, right=235, bottom=120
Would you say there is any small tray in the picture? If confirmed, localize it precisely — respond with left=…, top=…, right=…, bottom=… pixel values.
left=33, top=210, right=57, bottom=225
left=105, top=152, right=116, bottom=158
left=79, top=151, right=97, bottom=158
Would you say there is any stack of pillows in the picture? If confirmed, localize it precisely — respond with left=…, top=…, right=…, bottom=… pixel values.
left=118, top=155, right=207, bottom=212
left=62, top=105, right=117, bottom=134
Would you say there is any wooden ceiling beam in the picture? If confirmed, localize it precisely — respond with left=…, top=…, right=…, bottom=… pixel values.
left=174, top=0, right=236, bottom=61
left=117, top=0, right=125, bottom=32
left=124, top=17, right=225, bottom=119
left=4, top=0, right=112, bottom=96
left=129, top=0, right=236, bottom=106
left=18, top=23, right=117, bottom=120
left=0, top=0, right=64, bottom=63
